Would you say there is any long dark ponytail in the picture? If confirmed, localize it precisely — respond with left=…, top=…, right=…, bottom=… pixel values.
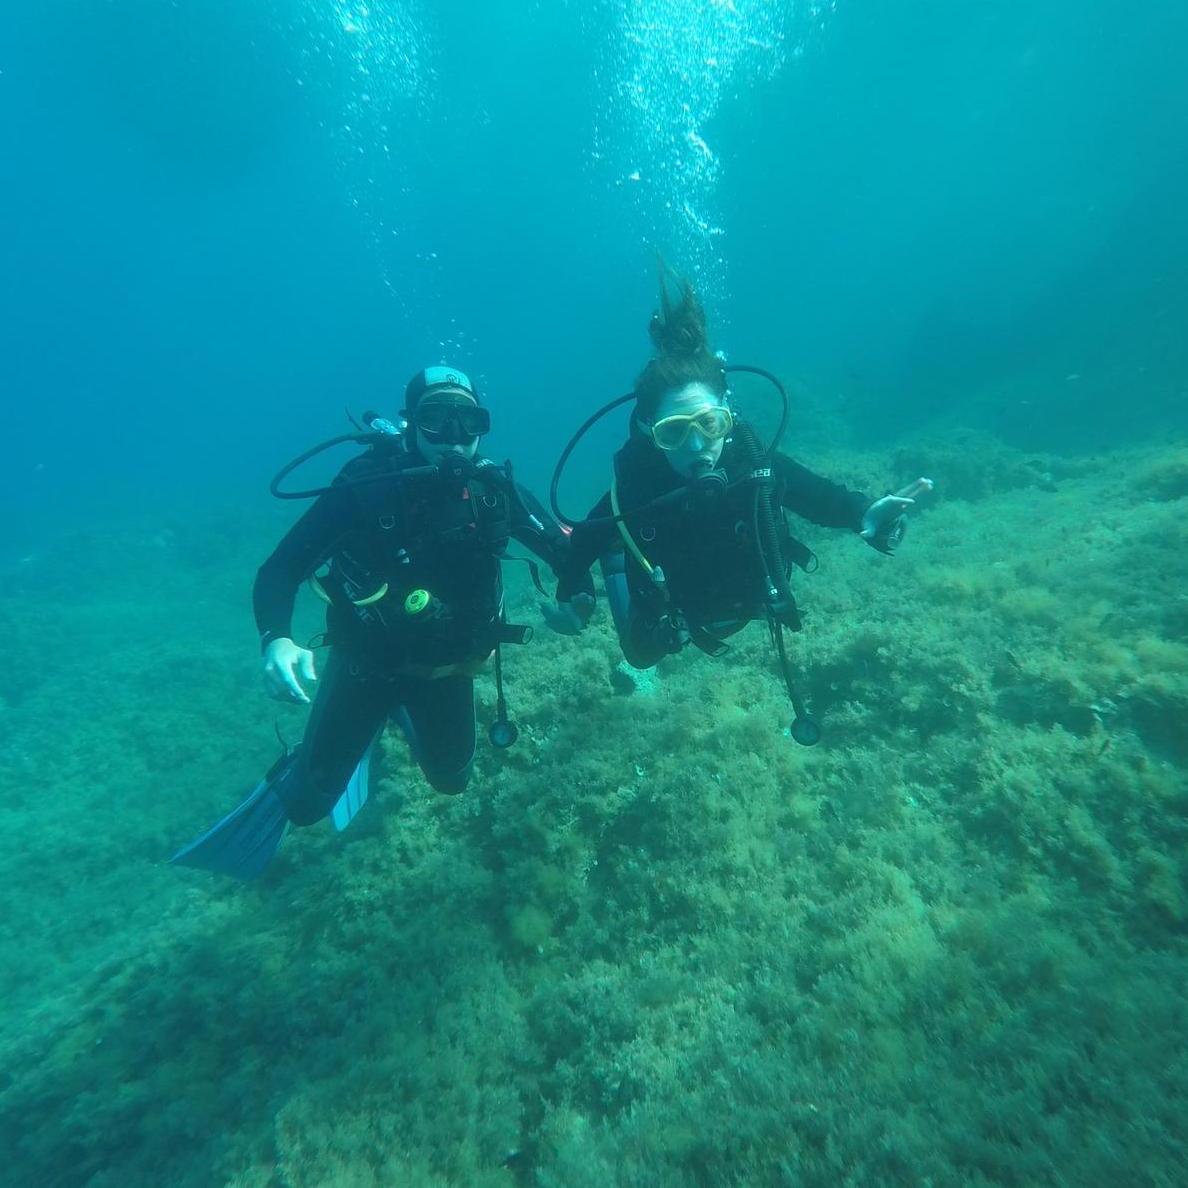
left=633, top=261, right=727, bottom=423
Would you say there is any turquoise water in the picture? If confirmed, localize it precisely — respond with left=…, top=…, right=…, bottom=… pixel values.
left=2, top=3, right=1187, bottom=1185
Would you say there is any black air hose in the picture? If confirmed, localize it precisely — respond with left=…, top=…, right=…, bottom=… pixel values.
left=733, top=419, right=791, bottom=608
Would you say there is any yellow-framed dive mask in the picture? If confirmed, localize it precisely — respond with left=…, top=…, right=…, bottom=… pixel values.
left=648, top=405, right=733, bottom=451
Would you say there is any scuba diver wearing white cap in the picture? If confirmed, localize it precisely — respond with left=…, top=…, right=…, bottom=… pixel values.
left=172, top=365, right=593, bottom=879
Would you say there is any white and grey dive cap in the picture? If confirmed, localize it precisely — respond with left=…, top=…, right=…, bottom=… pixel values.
left=403, top=364, right=479, bottom=411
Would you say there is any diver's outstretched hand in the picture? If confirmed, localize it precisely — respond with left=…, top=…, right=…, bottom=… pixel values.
left=541, top=593, right=595, bottom=636
left=861, top=477, right=934, bottom=554
left=264, top=637, right=318, bottom=703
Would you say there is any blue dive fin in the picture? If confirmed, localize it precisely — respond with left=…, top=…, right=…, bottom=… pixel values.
left=171, top=758, right=292, bottom=880
left=331, top=733, right=378, bottom=832
left=330, top=710, right=417, bottom=832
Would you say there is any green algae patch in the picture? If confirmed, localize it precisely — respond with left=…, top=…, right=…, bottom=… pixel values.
left=1, top=443, right=1187, bottom=1188
left=1134, top=444, right=1188, bottom=501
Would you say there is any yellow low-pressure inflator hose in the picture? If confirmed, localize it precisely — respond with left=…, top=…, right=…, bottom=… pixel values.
left=610, top=471, right=655, bottom=576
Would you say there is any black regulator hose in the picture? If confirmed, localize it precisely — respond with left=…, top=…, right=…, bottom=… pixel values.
left=549, top=392, right=636, bottom=527
left=774, top=625, right=821, bottom=746
left=269, top=432, right=504, bottom=501
left=725, top=363, right=791, bottom=457
left=732, top=419, right=789, bottom=607
left=732, top=417, right=818, bottom=745
left=270, top=433, right=384, bottom=499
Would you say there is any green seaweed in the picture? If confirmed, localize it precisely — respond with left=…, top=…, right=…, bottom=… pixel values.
left=1, top=440, right=1186, bottom=1187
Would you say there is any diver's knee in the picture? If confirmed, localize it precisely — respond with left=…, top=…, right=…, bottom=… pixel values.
left=424, top=764, right=472, bottom=796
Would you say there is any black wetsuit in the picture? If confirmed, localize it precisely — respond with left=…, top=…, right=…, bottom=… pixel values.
left=254, top=445, right=587, bottom=822
left=559, top=429, right=871, bottom=669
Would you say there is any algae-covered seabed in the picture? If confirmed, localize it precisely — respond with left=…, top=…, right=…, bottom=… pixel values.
left=2, top=434, right=1186, bottom=1188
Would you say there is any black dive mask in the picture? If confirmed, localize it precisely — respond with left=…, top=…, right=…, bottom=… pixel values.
left=413, top=400, right=490, bottom=444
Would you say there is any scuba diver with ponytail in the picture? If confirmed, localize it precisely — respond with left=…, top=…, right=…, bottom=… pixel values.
left=172, top=364, right=593, bottom=880
left=550, top=273, right=931, bottom=743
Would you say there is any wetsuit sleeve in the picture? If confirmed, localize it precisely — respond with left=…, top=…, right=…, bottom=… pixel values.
left=553, top=491, right=617, bottom=602
left=253, top=486, right=356, bottom=650
left=775, top=454, right=870, bottom=531
left=508, top=484, right=597, bottom=601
